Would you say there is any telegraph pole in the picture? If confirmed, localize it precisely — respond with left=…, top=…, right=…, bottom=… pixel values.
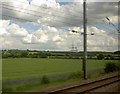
left=83, top=0, right=87, bottom=80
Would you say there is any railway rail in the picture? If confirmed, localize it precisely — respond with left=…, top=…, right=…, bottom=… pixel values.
left=49, top=72, right=120, bottom=93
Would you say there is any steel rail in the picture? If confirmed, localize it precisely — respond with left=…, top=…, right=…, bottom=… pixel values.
left=49, top=73, right=120, bottom=93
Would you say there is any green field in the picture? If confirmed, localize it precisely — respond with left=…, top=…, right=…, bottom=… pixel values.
left=2, top=58, right=117, bottom=80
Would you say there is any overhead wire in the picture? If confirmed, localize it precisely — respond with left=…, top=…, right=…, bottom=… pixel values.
left=1, top=9, right=118, bottom=37
left=1, top=1, right=118, bottom=36
left=1, top=1, right=112, bottom=26
left=3, top=2, right=112, bottom=27
left=87, top=21, right=119, bottom=36
left=1, top=2, right=85, bottom=33
left=1, top=14, right=36, bottom=23
left=1, top=1, right=118, bottom=51
left=1, top=0, right=118, bottom=27
left=0, top=13, right=78, bottom=34
left=0, top=14, right=69, bottom=32
left=1, top=1, right=83, bottom=19
left=2, top=0, right=110, bottom=24
left=2, top=5, right=83, bottom=28
left=87, top=45, right=118, bottom=47
left=2, top=3, right=83, bottom=21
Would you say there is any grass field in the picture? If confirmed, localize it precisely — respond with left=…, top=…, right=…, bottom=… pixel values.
left=2, top=58, right=117, bottom=80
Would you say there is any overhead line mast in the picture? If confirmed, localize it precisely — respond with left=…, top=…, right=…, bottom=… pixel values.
left=83, top=0, right=87, bottom=80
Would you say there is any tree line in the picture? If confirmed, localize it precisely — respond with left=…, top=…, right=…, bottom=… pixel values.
left=1, top=49, right=119, bottom=60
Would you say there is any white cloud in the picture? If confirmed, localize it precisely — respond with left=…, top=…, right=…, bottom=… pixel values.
left=32, top=0, right=60, bottom=8
left=87, top=26, right=118, bottom=51
left=0, top=36, right=13, bottom=49
left=0, top=20, right=10, bottom=37
left=86, top=0, right=119, bottom=2
left=3, top=40, right=13, bottom=48
left=38, top=33, right=48, bottom=43
left=0, top=28, right=10, bottom=36
left=22, top=26, right=59, bottom=44
left=0, top=20, right=10, bottom=28
left=8, top=24, right=29, bottom=37
left=0, top=1, right=118, bottom=51
left=2, top=1, right=118, bottom=28
left=0, top=24, right=118, bottom=51
left=0, top=20, right=29, bottom=37
left=22, top=34, right=32, bottom=43
left=33, top=26, right=58, bottom=41
left=53, top=35, right=64, bottom=45
left=22, top=33, right=48, bottom=44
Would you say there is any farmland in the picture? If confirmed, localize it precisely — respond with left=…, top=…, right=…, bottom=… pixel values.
left=1, top=58, right=119, bottom=92
left=2, top=58, right=117, bottom=80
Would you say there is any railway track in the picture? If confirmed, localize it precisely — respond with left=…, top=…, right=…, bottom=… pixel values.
left=49, top=73, right=120, bottom=93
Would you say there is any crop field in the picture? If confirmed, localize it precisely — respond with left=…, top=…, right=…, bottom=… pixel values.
left=1, top=58, right=119, bottom=91
left=2, top=58, right=117, bottom=80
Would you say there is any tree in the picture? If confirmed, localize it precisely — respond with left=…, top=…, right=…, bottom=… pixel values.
left=38, top=51, right=47, bottom=58
left=104, top=62, right=117, bottom=73
left=21, top=51, right=28, bottom=58
left=97, top=54, right=104, bottom=60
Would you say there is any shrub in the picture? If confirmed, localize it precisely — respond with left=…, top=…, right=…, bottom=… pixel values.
left=2, top=87, right=14, bottom=93
left=104, top=62, right=118, bottom=73
left=41, top=75, right=50, bottom=84
left=68, top=71, right=82, bottom=79
left=97, top=54, right=104, bottom=60
left=116, top=63, right=120, bottom=71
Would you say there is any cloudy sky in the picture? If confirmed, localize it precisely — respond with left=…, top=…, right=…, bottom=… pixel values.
left=0, top=0, right=119, bottom=51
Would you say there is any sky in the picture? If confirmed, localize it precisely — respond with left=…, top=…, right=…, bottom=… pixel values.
left=0, top=0, right=119, bottom=52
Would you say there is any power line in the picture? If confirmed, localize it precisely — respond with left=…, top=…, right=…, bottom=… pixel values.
left=3, top=1, right=108, bottom=24
left=1, top=14, right=35, bottom=22
left=2, top=3, right=83, bottom=21
left=87, top=21, right=119, bottom=35
left=87, top=15, right=118, bottom=33
left=2, top=1, right=115, bottom=28
left=87, top=45, right=118, bottom=48
left=0, top=14, right=66, bottom=32
left=1, top=15, right=72, bottom=34
left=2, top=1, right=118, bottom=26
left=2, top=5, right=83, bottom=27
left=1, top=16, right=74, bottom=33
left=0, top=14, right=78, bottom=33
left=1, top=1, right=83, bottom=19
left=2, top=1, right=108, bottom=25
left=1, top=2, right=118, bottom=36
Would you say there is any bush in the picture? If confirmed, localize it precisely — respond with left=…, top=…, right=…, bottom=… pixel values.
left=104, top=62, right=118, bottom=73
left=116, top=63, right=120, bottom=71
left=41, top=75, right=50, bottom=84
left=68, top=71, right=82, bottom=79
left=97, top=54, right=104, bottom=60
left=2, top=87, right=14, bottom=93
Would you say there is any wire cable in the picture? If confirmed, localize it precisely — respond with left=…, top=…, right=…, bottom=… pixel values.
left=2, top=6, right=83, bottom=27
left=1, top=1, right=83, bottom=19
